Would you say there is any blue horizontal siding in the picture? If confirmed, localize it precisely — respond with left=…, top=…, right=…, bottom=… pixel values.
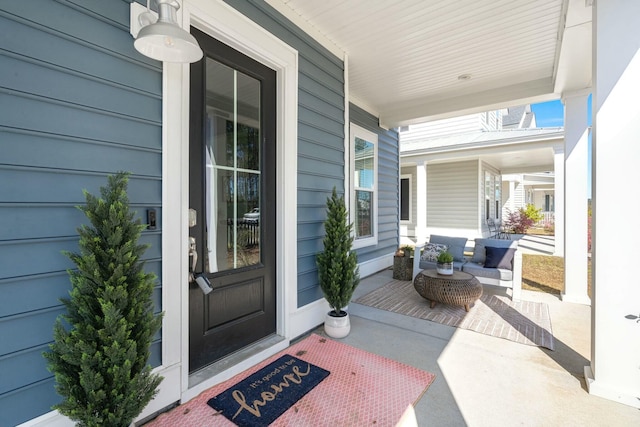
left=0, top=377, right=59, bottom=427
left=0, top=273, right=70, bottom=318
left=297, top=155, right=344, bottom=179
left=0, top=129, right=162, bottom=176
left=0, top=11, right=160, bottom=94
left=0, top=92, right=161, bottom=147
left=0, top=0, right=163, bottom=425
left=0, top=204, right=161, bottom=241
left=0, top=169, right=161, bottom=204
left=350, top=103, right=400, bottom=266
left=0, top=54, right=160, bottom=122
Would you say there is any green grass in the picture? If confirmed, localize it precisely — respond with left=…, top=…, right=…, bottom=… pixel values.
left=522, top=254, right=592, bottom=297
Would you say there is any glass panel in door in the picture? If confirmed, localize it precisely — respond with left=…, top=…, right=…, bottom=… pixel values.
left=204, top=58, right=261, bottom=273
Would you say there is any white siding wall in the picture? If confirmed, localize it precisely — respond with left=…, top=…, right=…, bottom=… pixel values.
left=426, top=161, right=478, bottom=234
left=515, top=182, right=525, bottom=207
left=481, top=110, right=501, bottom=131
left=401, top=114, right=483, bottom=142
left=401, top=110, right=503, bottom=143
left=502, top=179, right=525, bottom=218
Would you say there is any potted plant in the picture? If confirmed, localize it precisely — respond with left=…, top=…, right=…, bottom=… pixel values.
left=401, top=245, right=414, bottom=257
left=44, top=172, right=163, bottom=426
left=317, top=187, right=360, bottom=338
left=436, top=251, right=454, bottom=275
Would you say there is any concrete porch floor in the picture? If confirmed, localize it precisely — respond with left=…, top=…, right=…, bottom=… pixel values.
left=309, top=268, right=640, bottom=426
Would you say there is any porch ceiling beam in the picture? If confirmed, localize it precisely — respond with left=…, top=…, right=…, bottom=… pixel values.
left=381, top=77, right=557, bottom=129
left=500, top=165, right=555, bottom=175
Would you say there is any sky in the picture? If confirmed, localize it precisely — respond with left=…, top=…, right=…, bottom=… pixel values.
left=531, top=97, right=593, bottom=128
left=531, top=100, right=564, bottom=127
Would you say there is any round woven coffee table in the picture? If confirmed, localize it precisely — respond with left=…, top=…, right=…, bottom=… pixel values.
left=413, top=269, right=482, bottom=312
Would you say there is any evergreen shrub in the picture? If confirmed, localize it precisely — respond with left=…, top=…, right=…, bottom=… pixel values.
left=44, top=172, right=163, bottom=427
left=316, top=187, right=360, bottom=315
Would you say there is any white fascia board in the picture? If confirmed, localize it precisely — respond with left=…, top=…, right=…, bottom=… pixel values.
left=264, top=0, right=345, bottom=59
left=400, top=134, right=565, bottom=159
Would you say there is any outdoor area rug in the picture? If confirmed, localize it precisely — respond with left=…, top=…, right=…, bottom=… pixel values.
left=355, top=279, right=555, bottom=350
left=144, top=333, right=436, bottom=426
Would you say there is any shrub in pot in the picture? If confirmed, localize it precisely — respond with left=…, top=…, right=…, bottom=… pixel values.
left=44, top=172, right=163, bottom=427
left=436, top=251, right=454, bottom=275
left=316, top=188, right=360, bottom=338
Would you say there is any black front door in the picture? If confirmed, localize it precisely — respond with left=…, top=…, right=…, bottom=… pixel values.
left=189, top=28, right=276, bottom=373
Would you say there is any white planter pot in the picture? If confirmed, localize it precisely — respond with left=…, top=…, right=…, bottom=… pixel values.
left=324, top=311, right=351, bottom=338
left=436, top=262, right=453, bottom=275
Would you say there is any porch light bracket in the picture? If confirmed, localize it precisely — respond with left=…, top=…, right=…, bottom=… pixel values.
left=130, top=0, right=203, bottom=63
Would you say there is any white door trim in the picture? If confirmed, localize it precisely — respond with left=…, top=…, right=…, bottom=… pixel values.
left=165, top=0, right=299, bottom=406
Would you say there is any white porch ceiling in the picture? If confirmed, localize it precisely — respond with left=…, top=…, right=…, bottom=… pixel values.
left=267, top=0, right=592, bottom=128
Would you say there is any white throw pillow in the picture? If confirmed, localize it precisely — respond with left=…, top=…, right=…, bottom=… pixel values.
left=420, top=243, right=448, bottom=262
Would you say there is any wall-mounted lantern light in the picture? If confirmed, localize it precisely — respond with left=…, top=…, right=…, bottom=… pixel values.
left=130, top=0, right=203, bottom=63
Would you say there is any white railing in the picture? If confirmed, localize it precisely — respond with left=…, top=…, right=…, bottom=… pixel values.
left=536, top=211, right=554, bottom=226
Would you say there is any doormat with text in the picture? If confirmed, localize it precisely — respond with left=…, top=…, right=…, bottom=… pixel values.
left=206, top=354, right=329, bottom=426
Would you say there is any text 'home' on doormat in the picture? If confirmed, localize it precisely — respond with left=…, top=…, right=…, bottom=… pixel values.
left=207, top=354, right=330, bottom=427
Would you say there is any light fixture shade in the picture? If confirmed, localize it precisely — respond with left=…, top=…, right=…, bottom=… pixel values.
left=133, top=0, right=203, bottom=63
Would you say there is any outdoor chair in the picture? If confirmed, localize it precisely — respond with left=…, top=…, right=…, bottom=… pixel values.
left=487, top=218, right=510, bottom=239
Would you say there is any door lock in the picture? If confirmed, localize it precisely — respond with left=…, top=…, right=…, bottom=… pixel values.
left=189, top=235, right=212, bottom=295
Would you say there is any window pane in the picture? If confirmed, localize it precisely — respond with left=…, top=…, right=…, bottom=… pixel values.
left=206, top=168, right=233, bottom=273
left=204, top=57, right=262, bottom=272
left=485, top=171, right=491, bottom=198
left=355, top=190, right=372, bottom=238
left=236, top=123, right=260, bottom=171
left=236, top=171, right=260, bottom=268
left=236, top=70, right=260, bottom=171
left=206, top=58, right=235, bottom=168
left=400, top=178, right=409, bottom=221
left=354, top=137, right=374, bottom=189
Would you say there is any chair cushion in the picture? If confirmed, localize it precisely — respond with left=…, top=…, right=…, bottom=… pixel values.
left=420, top=242, right=448, bottom=262
left=471, top=238, right=518, bottom=264
left=429, top=235, right=468, bottom=262
left=484, top=247, right=516, bottom=269
left=462, top=263, right=513, bottom=281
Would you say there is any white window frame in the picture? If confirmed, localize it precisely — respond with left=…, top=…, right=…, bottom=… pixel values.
left=400, top=174, right=412, bottom=223
left=350, top=123, right=378, bottom=249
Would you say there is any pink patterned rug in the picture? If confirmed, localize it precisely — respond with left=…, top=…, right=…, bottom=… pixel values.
left=144, top=334, right=435, bottom=426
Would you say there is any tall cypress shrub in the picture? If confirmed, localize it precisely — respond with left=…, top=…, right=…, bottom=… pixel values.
left=316, top=187, right=360, bottom=315
left=44, top=172, right=163, bottom=427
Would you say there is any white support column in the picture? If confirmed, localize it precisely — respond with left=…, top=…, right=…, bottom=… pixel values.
left=416, top=161, right=427, bottom=243
left=508, top=180, right=516, bottom=212
left=561, top=92, right=590, bottom=305
left=552, top=148, right=565, bottom=257
left=585, top=0, right=640, bottom=408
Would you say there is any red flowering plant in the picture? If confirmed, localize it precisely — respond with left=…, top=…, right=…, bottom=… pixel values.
left=503, top=208, right=535, bottom=234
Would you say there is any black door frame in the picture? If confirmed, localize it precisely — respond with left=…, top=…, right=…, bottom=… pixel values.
left=188, top=27, right=277, bottom=373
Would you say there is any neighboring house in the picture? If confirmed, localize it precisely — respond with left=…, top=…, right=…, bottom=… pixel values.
left=399, top=106, right=563, bottom=244
left=0, top=2, right=398, bottom=425
left=501, top=105, right=537, bottom=129
left=502, top=172, right=555, bottom=225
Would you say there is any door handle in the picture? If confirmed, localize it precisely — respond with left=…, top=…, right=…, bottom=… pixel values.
left=189, top=236, right=213, bottom=295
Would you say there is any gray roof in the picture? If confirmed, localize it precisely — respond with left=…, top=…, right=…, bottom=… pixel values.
left=502, top=105, right=526, bottom=127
